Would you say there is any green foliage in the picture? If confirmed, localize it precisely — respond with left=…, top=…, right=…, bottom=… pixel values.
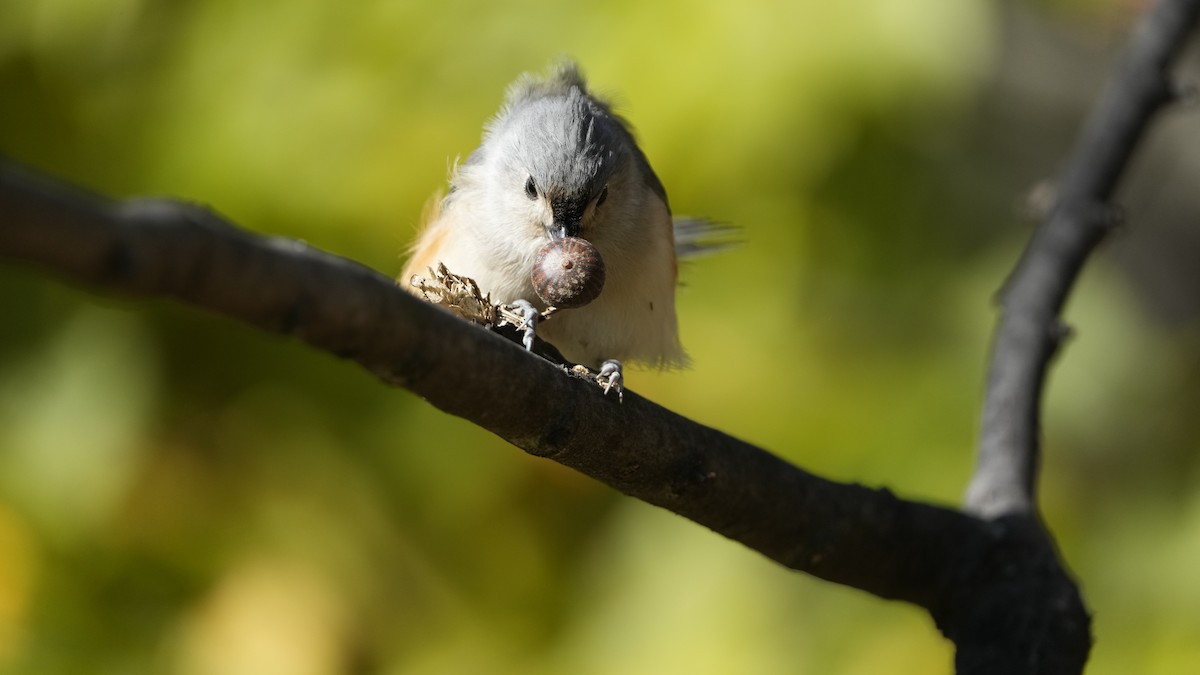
left=1, top=0, right=1198, bottom=672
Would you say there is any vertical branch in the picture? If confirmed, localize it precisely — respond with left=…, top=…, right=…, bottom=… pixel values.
left=966, top=0, right=1200, bottom=518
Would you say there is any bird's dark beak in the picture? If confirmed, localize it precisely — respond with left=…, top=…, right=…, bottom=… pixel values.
left=546, top=221, right=579, bottom=241
left=548, top=195, right=585, bottom=240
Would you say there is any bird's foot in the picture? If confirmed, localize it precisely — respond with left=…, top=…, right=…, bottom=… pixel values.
left=500, top=299, right=540, bottom=351
left=597, top=359, right=624, bottom=403
left=495, top=299, right=561, bottom=349
left=568, top=361, right=623, bottom=403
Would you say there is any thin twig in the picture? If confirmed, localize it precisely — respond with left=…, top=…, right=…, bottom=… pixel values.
left=966, top=0, right=1200, bottom=518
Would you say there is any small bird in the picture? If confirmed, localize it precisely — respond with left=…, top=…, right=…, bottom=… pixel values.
left=403, top=62, right=718, bottom=398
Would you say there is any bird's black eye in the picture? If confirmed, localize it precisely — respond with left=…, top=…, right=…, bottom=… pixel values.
left=524, top=176, right=538, bottom=200
left=596, top=185, right=608, bottom=207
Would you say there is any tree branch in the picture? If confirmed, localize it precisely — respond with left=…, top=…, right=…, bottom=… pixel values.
left=0, top=158, right=975, bottom=601
left=966, top=0, right=1200, bottom=518
left=0, top=157, right=1087, bottom=673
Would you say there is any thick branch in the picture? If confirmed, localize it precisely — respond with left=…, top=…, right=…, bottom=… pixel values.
left=967, top=0, right=1200, bottom=518
left=0, top=160, right=973, bottom=599
left=0, top=159, right=1089, bottom=672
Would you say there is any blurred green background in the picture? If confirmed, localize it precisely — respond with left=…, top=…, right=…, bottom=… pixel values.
left=2, top=0, right=1200, bottom=672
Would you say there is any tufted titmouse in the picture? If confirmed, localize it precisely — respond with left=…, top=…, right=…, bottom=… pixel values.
left=403, top=62, right=722, bottom=398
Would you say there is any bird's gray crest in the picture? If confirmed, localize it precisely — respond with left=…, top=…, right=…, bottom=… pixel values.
left=500, top=61, right=594, bottom=110
left=483, top=62, right=628, bottom=200
left=456, top=61, right=668, bottom=205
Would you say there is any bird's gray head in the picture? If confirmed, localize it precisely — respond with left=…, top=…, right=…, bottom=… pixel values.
left=462, top=63, right=655, bottom=245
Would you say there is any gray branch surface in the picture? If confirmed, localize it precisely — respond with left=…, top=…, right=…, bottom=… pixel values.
left=2, top=2, right=1197, bottom=671
left=967, top=0, right=1200, bottom=518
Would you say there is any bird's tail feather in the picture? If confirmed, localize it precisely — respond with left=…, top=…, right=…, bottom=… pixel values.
left=673, top=218, right=741, bottom=260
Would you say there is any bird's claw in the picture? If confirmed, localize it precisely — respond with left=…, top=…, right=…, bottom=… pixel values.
left=499, top=299, right=539, bottom=351
left=597, top=359, right=624, bottom=403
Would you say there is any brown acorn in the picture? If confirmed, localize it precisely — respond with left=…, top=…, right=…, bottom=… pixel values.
left=531, top=237, right=606, bottom=309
